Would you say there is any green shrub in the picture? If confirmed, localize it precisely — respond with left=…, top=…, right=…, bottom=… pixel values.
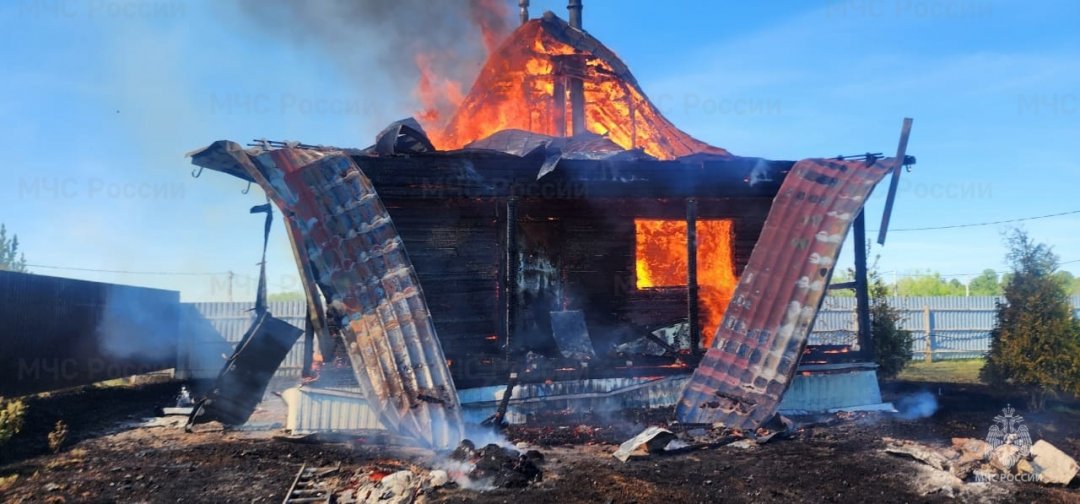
left=981, top=229, right=1080, bottom=410
left=870, top=272, right=914, bottom=379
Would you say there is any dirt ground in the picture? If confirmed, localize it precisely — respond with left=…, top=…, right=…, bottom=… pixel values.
left=1, top=380, right=1078, bottom=503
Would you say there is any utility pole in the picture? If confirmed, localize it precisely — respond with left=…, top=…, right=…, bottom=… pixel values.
left=227, top=270, right=234, bottom=302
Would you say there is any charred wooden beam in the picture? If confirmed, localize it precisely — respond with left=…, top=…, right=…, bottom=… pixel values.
left=853, top=209, right=873, bottom=359
left=686, top=198, right=700, bottom=354
left=569, top=79, right=586, bottom=136
left=877, top=117, right=914, bottom=245
left=504, top=197, right=519, bottom=362
left=351, top=154, right=792, bottom=200
left=553, top=77, right=566, bottom=137
left=302, top=306, right=315, bottom=376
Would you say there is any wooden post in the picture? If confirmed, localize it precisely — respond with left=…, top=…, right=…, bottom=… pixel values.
left=504, top=198, right=519, bottom=362
left=686, top=198, right=700, bottom=353
left=923, top=305, right=933, bottom=362
left=302, top=306, right=315, bottom=377
left=853, top=210, right=873, bottom=359
left=553, top=77, right=566, bottom=137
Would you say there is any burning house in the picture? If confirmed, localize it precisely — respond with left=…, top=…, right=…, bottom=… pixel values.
left=187, top=3, right=911, bottom=449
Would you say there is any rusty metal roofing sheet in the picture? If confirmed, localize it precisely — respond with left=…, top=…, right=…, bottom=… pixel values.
left=190, top=141, right=463, bottom=448
left=676, top=157, right=896, bottom=429
left=249, top=148, right=463, bottom=449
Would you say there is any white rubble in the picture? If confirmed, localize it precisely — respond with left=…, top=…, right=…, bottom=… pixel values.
left=428, top=469, right=449, bottom=488
left=1029, top=440, right=1079, bottom=485
left=356, top=470, right=417, bottom=504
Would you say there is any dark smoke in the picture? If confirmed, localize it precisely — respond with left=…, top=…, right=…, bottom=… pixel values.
left=236, top=0, right=513, bottom=123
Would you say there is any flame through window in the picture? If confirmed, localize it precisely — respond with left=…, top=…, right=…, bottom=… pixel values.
left=635, top=219, right=737, bottom=346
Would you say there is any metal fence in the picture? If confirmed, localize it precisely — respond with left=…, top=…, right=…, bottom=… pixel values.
left=0, top=271, right=182, bottom=396
left=181, top=301, right=308, bottom=379
left=809, top=295, right=1080, bottom=361
left=180, top=295, right=1080, bottom=377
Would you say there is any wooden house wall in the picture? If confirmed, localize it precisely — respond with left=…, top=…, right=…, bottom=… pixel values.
left=382, top=194, right=773, bottom=387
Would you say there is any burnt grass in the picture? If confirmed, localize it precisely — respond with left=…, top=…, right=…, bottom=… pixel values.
left=1, top=380, right=1078, bottom=503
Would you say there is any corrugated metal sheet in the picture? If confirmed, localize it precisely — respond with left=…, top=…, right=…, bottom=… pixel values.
left=251, top=148, right=462, bottom=450
left=281, top=386, right=384, bottom=433
left=777, top=366, right=884, bottom=413
left=191, top=142, right=463, bottom=447
left=677, top=157, right=896, bottom=429
left=189, top=312, right=302, bottom=425
left=461, top=376, right=689, bottom=424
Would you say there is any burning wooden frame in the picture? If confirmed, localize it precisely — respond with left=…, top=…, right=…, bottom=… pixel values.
left=186, top=6, right=912, bottom=445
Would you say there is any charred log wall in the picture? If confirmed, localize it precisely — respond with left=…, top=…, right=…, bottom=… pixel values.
left=380, top=198, right=503, bottom=387
left=361, top=154, right=787, bottom=388
left=514, top=197, right=772, bottom=354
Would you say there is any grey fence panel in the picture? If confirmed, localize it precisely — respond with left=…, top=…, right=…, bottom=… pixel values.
left=182, top=301, right=309, bottom=378
left=181, top=296, right=1078, bottom=372
left=810, top=295, right=1080, bottom=361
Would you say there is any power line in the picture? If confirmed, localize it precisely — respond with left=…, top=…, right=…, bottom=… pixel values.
left=25, top=264, right=227, bottom=277
left=875, top=209, right=1080, bottom=233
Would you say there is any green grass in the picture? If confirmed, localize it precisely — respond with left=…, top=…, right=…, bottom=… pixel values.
left=896, top=359, right=986, bottom=384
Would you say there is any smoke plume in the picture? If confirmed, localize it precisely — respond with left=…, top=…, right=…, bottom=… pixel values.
left=236, top=0, right=513, bottom=128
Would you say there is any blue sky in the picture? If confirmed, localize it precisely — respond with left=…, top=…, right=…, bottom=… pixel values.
left=1, top=0, right=1077, bottom=301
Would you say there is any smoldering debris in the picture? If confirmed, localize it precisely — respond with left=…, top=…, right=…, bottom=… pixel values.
left=613, top=415, right=797, bottom=463
left=442, top=439, right=544, bottom=489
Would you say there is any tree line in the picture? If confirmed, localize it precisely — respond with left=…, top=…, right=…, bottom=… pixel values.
left=832, top=267, right=1080, bottom=297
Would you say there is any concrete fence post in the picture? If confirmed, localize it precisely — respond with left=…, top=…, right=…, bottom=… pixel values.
left=923, top=305, right=933, bottom=362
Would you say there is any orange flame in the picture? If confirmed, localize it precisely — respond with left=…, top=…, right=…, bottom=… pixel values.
left=635, top=219, right=737, bottom=348
left=413, top=0, right=510, bottom=133
left=419, top=17, right=728, bottom=159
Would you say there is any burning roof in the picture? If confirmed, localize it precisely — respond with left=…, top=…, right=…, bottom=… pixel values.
left=426, top=12, right=730, bottom=160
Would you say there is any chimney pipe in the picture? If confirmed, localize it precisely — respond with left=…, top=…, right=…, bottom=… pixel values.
left=519, top=0, right=529, bottom=25
left=568, top=0, right=582, bottom=28
left=567, top=0, right=586, bottom=136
